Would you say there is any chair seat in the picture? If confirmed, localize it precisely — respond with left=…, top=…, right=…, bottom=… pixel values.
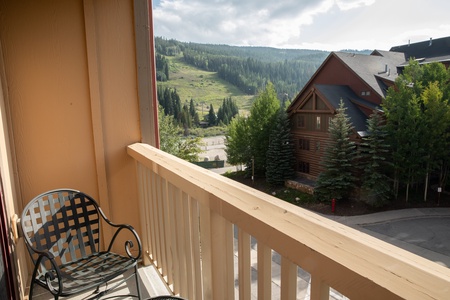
left=38, top=251, right=137, bottom=296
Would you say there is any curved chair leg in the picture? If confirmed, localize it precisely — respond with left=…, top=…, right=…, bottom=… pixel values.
left=28, top=258, right=41, bottom=300
left=28, top=280, right=35, bottom=300
left=134, top=265, right=142, bottom=299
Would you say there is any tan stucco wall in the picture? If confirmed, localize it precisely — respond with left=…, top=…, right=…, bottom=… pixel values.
left=0, top=1, right=145, bottom=295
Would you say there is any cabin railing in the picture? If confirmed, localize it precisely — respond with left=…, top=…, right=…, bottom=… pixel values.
left=128, top=143, right=450, bottom=300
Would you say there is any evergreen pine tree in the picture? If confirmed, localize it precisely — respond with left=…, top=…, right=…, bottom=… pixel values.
left=266, top=107, right=295, bottom=185
left=164, top=62, right=169, bottom=80
left=172, top=89, right=181, bottom=123
left=163, top=88, right=173, bottom=115
left=359, top=111, right=392, bottom=207
left=208, top=104, right=217, bottom=126
left=181, top=104, right=192, bottom=131
left=189, top=99, right=199, bottom=126
left=314, top=99, right=357, bottom=202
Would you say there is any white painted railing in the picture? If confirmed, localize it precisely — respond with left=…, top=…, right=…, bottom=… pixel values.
left=128, top=143, right=450, bottom=300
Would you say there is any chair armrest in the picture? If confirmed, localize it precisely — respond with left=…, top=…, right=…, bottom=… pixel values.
left=33, top=250, right=64, bottom=296
left=97, top=207, right=142, bottom=260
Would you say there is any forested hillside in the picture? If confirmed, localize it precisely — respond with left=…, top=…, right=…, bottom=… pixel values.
left=155, top=37, right=329, bottom=99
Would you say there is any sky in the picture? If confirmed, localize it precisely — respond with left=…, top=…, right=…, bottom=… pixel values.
left=152, top=0, right=450, bottom=51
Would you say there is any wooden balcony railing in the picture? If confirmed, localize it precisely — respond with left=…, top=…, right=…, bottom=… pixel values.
left=128, top=143, right=450, bottom=300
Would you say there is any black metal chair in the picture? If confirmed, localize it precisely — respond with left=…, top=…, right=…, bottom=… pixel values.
left=20, top=189, right=142, bottom=300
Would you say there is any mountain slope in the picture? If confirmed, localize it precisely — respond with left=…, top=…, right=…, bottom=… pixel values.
left=157, top=54, right=254, bottom=115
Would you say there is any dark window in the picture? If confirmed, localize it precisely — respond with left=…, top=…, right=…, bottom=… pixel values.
left=298, top=161, right=310, bottom=174
left=299, top=139, right=310, bottom=150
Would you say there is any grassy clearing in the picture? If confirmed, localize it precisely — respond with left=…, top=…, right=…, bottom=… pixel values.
left=223, top=171, right=316, bottom=206
left=158, top=55, right=254, bottom=117
left=188, top=126, right=227, bottom=137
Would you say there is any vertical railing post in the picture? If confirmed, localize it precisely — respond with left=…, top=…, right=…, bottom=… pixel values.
left=135, top=163, right=151, bottom=265
left=190, top=197, right=203, bottom=300
left=238, top=229, right=251, bottom=300
left=167, top=183, right=180, bottom=294
left=281, top=257, right=297, bottom=300
left=257, top=242, right=272, bottom=300
left=176, top=191, right=188, bottom=296
left=210, top=210, right=234, bottom=300
left=199, top=203, right=213, bottom=299
left=310, top=275, right=329, bottom=300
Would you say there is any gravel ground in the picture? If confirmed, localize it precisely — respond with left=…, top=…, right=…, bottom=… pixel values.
left=200, top=135, right=227, bottom=162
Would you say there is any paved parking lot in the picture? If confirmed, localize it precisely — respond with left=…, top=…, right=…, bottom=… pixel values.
left=329, top=208, right=450, bottom=267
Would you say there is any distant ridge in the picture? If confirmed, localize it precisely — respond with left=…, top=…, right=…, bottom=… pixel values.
left=155, top=37, right=332, bottom=98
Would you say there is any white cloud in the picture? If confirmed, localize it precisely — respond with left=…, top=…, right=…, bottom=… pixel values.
left=153, top=0, right=450, bottom=51
left=335, top=0, right=375, bottom=11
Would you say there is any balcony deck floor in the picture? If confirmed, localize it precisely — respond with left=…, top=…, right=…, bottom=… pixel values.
left=29, top=265, right=171, bottom=300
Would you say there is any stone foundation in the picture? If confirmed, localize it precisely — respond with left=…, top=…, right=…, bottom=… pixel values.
left=285, top=180, right=314, bottom=195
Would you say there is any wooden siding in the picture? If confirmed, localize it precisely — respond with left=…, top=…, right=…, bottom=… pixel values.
left=294, top=113, right=334, bottom=133
left=289, top=53, right=386, bottom=180
left=292, top=110, right=361, bottom=179
left=316, top=97, right=328, bottom=110
left=293, top=132, right=329, bottom=178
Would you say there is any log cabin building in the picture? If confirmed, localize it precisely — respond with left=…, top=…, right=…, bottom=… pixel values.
left=287, top=36, right=450, bottom=180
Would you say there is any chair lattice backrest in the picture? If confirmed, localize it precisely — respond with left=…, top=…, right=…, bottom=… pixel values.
left=21, top=189, right=101, bottom=274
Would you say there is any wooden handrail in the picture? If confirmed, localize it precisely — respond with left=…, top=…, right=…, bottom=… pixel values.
left=128, top=143, right=450, bottom=300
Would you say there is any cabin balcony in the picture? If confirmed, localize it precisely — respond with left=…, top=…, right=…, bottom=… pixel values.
left=2, top=1, right=449, bottom=299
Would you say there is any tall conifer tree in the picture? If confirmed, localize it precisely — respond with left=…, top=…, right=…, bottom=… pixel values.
left=266, top=105, right=295, bottom=185
left=359, top=111, right=392, bottom=207
left=315, top=100, right=356, bottom=202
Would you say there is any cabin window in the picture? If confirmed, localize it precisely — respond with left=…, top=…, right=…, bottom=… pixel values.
left=316, top=116, right=321, bottom=130
left=299, top=139, right=310, bottom=150
left=298, top=161, right=310, bottom=174
left=297, top=115, right=305, bottom=128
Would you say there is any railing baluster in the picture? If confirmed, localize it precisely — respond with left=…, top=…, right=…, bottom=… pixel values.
left=174, top=189, right=187, bottom=295
left=190, top=197, right=203, bottom=300
left=281, top=257, right=297, bottom=300
left=199, top=202, right=213, bottom=299
left=310, top=275, right=329, bottom=300
left=257, top=242, right=271, bottom=300
left=180, top=192, right=193, bottom=298
left=159, top=176, right=170, bottom=283
left=167, top=183, right=180, bottom=294
left=151, top=168, right=162, bottom=269
left=210, top=210, right=234, bottom=300
left=238, top=228, right=251, bottom=300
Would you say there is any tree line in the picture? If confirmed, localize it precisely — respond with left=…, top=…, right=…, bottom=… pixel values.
left=156, top=54, right=170, bottom=81
left=315, top=61, right=450, bottom=206
left=158, top=86, right=239, bottom=130
left=183, top=48, right=322, bottom=98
